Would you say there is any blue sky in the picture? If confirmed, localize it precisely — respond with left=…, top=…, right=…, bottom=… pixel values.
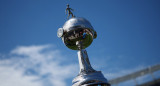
left=0, top=0, right=160, bottom=86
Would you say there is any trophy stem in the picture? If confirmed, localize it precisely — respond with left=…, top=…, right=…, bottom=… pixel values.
left=72, top=41, right=110, bottom=86
left=77, top=49, right=96, bottom=74
left=76, top=41, right=95, bottom=74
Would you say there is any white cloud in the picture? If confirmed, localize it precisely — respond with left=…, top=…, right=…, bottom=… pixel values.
left=0, top=44, right=78, bottom=86
left=2, top=44, right=156, bottom=86
left=0, top=66, right=41, bottom=86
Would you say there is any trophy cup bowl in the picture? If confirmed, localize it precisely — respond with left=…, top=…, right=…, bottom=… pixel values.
left=57, top=17, right=97, bottom=50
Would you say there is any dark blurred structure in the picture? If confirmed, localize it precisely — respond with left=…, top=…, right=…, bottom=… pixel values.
left=139, top=78, right=160, bottom=86
left=109, top=64, right=160, bottom=86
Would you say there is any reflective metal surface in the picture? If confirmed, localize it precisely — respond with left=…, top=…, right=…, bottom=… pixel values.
left=77, top=49, right=95, bottom=73
left=57, top=28, right=64, bottom=37
left=62, top=18, right=95, bottom=34
left=57, top=17, right=97, bottom=50
left=72, top=71, right=109, bottom=86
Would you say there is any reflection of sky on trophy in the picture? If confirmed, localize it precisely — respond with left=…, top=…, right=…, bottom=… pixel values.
left=0, top=0, right=160, bottom=86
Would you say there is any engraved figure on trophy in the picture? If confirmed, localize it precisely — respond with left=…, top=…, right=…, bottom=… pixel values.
left=57, top=4, right=110, bottom=86
left=65, top=4, right=75, bottom=19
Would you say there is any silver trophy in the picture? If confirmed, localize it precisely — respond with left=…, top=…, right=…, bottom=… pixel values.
left=57, top=5, right=110, bottom=86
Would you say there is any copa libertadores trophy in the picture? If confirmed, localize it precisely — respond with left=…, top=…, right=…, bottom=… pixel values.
left=57, top=4, right=110, bottom=86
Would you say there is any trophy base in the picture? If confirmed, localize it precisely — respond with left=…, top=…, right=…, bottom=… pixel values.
left=72, top=71, right=110, bottom=86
